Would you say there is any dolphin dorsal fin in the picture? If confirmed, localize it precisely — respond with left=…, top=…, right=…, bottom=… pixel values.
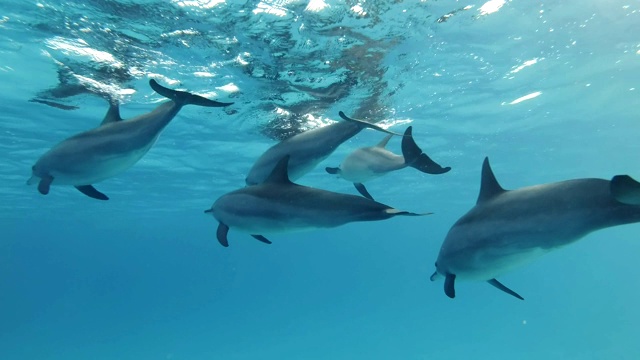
left=376, top=134, right=393, bottom=148
left=100, top=102, right=123, bottom=125
left=264, top=155, right=293, bottom=184
left=476, top=157, right=506, bottom=204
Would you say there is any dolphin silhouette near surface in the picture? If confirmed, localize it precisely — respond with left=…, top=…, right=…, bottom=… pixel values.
left=431, top=157, right=640, bottom=300
left=28, top=79, right=233, bottom=200
left=325, top=126, right=451, bottom=200
left=206, top=155, right=430, bottom=247
left=245, top=111, right=404, bottom=186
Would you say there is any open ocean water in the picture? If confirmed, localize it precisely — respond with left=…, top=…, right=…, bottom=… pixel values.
left=1, top=0, right=640, bottom=359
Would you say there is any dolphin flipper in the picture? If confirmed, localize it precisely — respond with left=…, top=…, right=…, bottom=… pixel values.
left=611, top=175, right=640, bottom=205
left=149, top=79, right=234, bottom=108
left=487, top=278, right=525, bottom=300
left=338, top=111, right=404, bottom=136
left=75, top=185, right=109, bottom=200
left=445, top=273, right=456, bottom=299
left=38, top=175, right=54, bottom=195
left=216, top=222, right=230, bottom=247
left=401, top=126, right=451, bottom=175
left=354, top=183, right=374, bottom=200
left=325, top=167, right=340, bottom=175
left=251, top=235, right=273, bottom=244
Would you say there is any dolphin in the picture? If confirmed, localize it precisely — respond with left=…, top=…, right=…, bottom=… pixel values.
left=325, top=126, right=451, bottom=199
left=430, top=157, right=640, bottom=300
left=245, top=111, right=404, bottom=185
left=28, top=79, right=233, bottom=200
left=206, top=155, right=430, bottom=247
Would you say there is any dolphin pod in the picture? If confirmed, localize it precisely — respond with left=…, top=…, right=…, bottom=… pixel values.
left=29, top=77, right=640, bottom=301
left=430, top=157, right=640, bottom=300
left=205, top=155, right=430, bottom=247
left=28, top=79, right=232, bottom=200
left=325, top=126, right=451, bottom=200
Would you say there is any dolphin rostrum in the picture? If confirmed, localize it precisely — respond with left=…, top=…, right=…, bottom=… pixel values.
left=245, top=111, right=404, bottom=185
left=325, top=126, right=451, bottom=199
left=206, top=155, right=430, bottom=247
left=28, top=79, right=233, bottom=200
left=431, top=157, right=640, bottom=300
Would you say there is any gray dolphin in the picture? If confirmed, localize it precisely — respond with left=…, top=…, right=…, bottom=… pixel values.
left=325, top=126, right=451, bottom=200
left=245, top=111, right=404, bottom=185
left=430, top=157, right=640, bottom=300
left=206, top=155, right=430, bottom=247
left=28, top=79, right=233, bottom=200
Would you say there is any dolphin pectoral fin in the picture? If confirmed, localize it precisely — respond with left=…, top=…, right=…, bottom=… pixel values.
left=216, top=222, right=230, bottom=247
left=353, top=183, right=374, bottom=200
left=149, top=79, right=233, bottom=107
left=487, top=278, right=524, bottom=300
left=75, top=185, right=109, bottom=200
left=611, top=175, right=640, bottom=205
left=251, top=235, right=273, bottom=245
left=401, top=126, right=451, bottom=175
left=38, top=175, right=54, bottom=195
left=338, top=111, right=404, bottom=136
left=430, top=271, right=440, bottom=281
left=100, top=102, right=123, bottom=125
left=444, top=273, right=456, bottom=299
left=325, top=167, right=340, bottom=175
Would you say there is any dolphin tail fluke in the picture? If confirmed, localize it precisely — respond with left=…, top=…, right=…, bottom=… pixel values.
left=75, top=185, right=109, bottom=200
left=149, top=79, right=234, bottom=108
left=401, top=126, right=451, bottom=175
left=354, top=183, right=374, bottom=200
left=487, top=278, right=524, bottom=300
left=445, top=273, right=456, bottom=298
left=611, top=175, right=640, bottom=205
left=338, top=111, right=404, bottom=136
left=251, top=235, right=273, bottom=245
left=216, top=222, right=230, bottom=247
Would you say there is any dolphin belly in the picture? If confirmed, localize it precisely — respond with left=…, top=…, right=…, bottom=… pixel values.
left=211, top=193, right=346, bottom=234
left=37, top=140, right=154, bottom=185
left=340, top=149, right=405, bottom=183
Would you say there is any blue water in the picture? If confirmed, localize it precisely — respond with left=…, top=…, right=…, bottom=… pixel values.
left=2, top=0, right=640, bottom=359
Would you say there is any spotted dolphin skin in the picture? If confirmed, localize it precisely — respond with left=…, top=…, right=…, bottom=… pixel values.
left=206, top=155, right=430, bottom=247
left=245, top=111, right=404, bottom=186
left=431, top=157, right=640, bottom=300
left=28, top=79, right=233, bottom=200
left=325, top=126, right=451, bottom=200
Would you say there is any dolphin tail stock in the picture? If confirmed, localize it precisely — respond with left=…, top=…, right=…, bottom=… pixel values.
left=384, top=208, right=433, bottom=217
left=400, top=126, right=451, bottom=175
left=611, top=175, right=640, bottom=205
left=338, top=111, right=404, bottom=136
left=149, top=79, right=234, bottom=108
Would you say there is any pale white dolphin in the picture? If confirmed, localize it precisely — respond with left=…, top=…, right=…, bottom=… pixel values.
left=245, top=111, right=404, bottom=185
left=206, top=155, right=430, bottom=247
left=431, top=157, right=640, bottom=300
left=28, top=79, right=233, bottom=200
left=325, top=126, right=451, bottom=199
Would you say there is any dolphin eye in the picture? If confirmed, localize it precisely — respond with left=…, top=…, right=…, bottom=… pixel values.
left=434, top=262, right=438, bottom=267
